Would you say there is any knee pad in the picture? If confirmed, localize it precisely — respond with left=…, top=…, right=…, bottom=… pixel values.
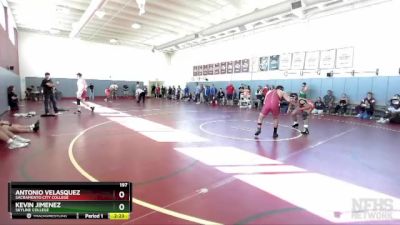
left=76, top=99, right=81, bottom=105
left=302, top=111, right=309, bottom=120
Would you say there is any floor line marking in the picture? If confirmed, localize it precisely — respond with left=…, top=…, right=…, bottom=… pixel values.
left=68, top=116, right=223, bottom=225
left=279, top=128, right=356, bottom=161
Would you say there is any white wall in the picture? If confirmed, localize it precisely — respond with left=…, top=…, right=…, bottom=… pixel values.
left=170, top=0, right=400, bottom=82
left=18, top=32, right=169, bottom=82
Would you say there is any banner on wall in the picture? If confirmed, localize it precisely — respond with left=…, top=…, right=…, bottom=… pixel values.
left=197, top=66, right=202, bottom=76
left=304, top=51, right=320, bottom=69
left=336, top=47, right=354, bottom=68
left=227, top=61, right=233, bottom=74
left=291, top=52, right=306, bottom=70
left=221, top=62, right=227, bottom=74
left=203, top=65, right=208, bottom=75
left=241, top=59, right=249, bottom=72
left=214, top=63, right=220, bottom=74
left=279, top=53, right=292, bottom=70
left=259, top=56, right=269, bottom=71
left=320, top=49, right=336, bottom=69
left=193, top=66, right=197, bottom=76
left=234, top=60, right=242, bottom=73
left=269, top=55, right=280, bottom=70
left=208, top=64, right=214, bottom=75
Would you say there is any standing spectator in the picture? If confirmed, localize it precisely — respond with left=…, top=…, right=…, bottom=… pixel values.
left=151, top=84, right=156, bottom=97
left=355, top=92, right=376, bottom=119
left=299, top=82, right=309, bottom=98
left=156, top=85, right=161, bottom=98
left=41, top=72, right=60, bottom=115
left=210, top=84, right=217, bottom=103
left=7, top=85, right=19, bottom=111
left=176, top=85, right=181, bottom=100
left=226, top=83, right=235, bottom=106
left=323, top=90, right=335, bottom=113
left=88, top=83, right=95, bottom=101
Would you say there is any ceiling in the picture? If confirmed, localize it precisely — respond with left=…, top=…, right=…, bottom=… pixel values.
left=5, top=0, right=389, bottom=52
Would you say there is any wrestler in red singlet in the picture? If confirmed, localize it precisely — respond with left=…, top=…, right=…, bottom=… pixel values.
left=255, top=85, right=292, bottom=139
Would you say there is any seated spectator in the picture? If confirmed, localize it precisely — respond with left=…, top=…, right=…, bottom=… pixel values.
left=0, top=125, right=30, bottom=149
left=323, top=90, right=335, bottom=113
left=335, top=93, right=349, bottom=115
left=355, top=92, right=376, bottom=119
left=377, top=94, right=400, bottom=124
left=1, top=120, right=40, bottom=133
left=312, top=97, right=325, bottom=115
left=7, top=85, right=19, bottom=111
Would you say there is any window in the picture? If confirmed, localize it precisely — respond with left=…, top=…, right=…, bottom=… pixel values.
left=0, top=3, right=5, bottom=30
left=7, top=7, right=15, bottom=45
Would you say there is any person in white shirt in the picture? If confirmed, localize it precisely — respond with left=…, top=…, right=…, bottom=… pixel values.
left=136, top=86, right=146, bottom=104
left=76, top=73, right=94, bottom=113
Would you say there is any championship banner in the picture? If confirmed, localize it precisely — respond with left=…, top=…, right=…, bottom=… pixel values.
left=214, top=63, right=220, bottom=74
left=198, top=66, right=203, bottom=76
left=208, top=64, right=214, bottom=75
left=291, top=52, right=306, bottom=70
left=241, top=59, right=249, bottom=72
left=227, top=61, right=233, bottom=74
left=202, top=65, right=208, bottom=75
left=259, top=56, right=269, bottom=71
left=234, top=60, right=242, bottom=73
left=304, top=51, right=320, bottom=69
left=269, top=55, right=280, bottom=70
left=320, top=49, right=336, bottom=69
left=221, top=62, right=227, bottom=74
left=336, top=47, right=354, bottom=68
left=9, top=182, right=132, bottom=220
left=193, top=66, right=197, bottom=76
left=279, top=53, right=292, bottom=70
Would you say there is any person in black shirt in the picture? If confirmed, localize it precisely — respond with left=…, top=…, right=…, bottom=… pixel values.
left=7, top=85, right=19, bottom=111
left=89, top=83, right=95, bottom=101
left=41, top=72, right=60, bottom=115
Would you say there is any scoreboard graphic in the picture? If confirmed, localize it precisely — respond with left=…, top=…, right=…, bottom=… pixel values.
left=8, top=182, right=132, bottom=220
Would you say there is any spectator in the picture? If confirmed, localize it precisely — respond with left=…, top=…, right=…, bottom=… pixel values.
left=1, top=120, right=39, bottom=133
left=226, top=83, right=235, bottom=106
left=217, top=88, right=225, bottom=105
left=299, top=82, right=309, bottom=98
left=312, top=97, right=325, bottom=115
left=377, top=94, right=400, bottom=124
left=210, top=84, right=217, bottom=103
left=89, top=83, right=95, bottom=101
left=41, top=72, right=60, bottom=115
left=7, top=85, right=19, bottom=111
left=335, top=93, right=349, bottom=115
left=355, top=92, right=376, bottom=119
left=323, top=90, right=335, bottom=113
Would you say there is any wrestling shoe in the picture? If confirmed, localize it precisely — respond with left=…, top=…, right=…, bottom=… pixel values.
left=33, top=120, right=40, bottom=132
left=254, top=127, right=261, bottom=136
left=14, top=135, right=31, bottom=143
left=90, top=107, right=95, bottom=112
left=301, top=128, right=309, bottom=135
left=9, top=140, right=29, bottom=150
left=292, top=123, right=299, bottom=129
left=272, top=132, right=279, bottom=139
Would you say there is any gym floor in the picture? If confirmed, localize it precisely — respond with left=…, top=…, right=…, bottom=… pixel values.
left=1, top=98, right=399, bottom=225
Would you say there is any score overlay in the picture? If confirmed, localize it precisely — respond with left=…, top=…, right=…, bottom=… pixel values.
left=8, top=182, right=132, bottom=220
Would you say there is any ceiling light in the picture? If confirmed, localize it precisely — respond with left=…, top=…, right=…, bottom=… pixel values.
left=56, top=7, right=70, bottom=15
left=95, top=10, right=105, bottom=18
left=131, top=23, right=141, bottom=29
left=109, top=39, right=118, bottom=44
